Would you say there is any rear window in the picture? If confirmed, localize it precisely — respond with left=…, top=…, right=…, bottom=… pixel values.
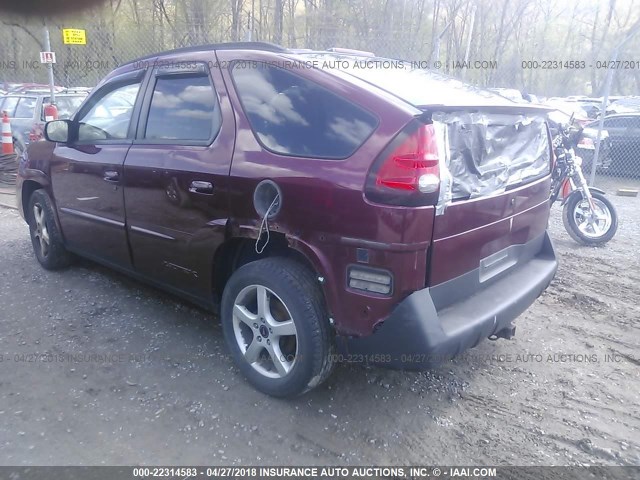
left=305, top=54, right=511, bottom=108
left=231, top=62, right=377, bottom=159
left=433, top=111, right=551, bottom=200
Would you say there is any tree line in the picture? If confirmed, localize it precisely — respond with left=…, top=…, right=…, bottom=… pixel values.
left=1, top=0, right=639, bottom=97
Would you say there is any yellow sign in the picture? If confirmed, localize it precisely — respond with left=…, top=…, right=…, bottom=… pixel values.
left=62, top=29, right=86, bottom=45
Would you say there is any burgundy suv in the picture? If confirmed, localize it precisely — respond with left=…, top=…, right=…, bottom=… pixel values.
left=17, top=43, right=557, bottom=397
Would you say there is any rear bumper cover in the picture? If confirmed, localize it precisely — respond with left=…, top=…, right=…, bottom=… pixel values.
left=343, top=231, right=557, bottom=369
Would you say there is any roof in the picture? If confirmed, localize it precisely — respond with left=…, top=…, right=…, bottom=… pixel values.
left=125, top=41, right=287, bottom=66
left=1, top=91, right=88, bottom=97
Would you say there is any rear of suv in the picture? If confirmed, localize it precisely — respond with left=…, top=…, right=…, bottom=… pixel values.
left=1, top=89, right=88, bottom=151
left=17, top=43, right=557, bottom=397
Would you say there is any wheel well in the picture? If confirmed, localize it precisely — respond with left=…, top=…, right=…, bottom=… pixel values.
left=21, top=180, right=42, bottom=222
left=212, top=232, right=320, bottom=302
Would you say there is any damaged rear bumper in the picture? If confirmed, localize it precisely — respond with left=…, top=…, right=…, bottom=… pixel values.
left=342, top=231, right=557, bottom=369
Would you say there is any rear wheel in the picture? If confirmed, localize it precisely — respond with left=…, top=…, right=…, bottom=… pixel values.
left=28, top=189, right=72, bottom=269
left=562, top=191, right=618, bottom=246
left=220, top=258, right=334, bottom=397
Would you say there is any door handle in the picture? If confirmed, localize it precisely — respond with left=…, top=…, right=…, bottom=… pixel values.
left=103, top=170, right=120, bottom=182
left=189, top=181, right=214, bottom=194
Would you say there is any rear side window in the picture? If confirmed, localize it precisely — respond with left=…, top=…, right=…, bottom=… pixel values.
left=231, top=62, right=377, bottom=159
left=144, top=74, right=220, bottom=142
left=14, top=97, right=37, bottom=118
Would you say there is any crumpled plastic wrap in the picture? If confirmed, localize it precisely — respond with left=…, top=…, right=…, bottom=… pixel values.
left=432, top=111, right=550, bottom=214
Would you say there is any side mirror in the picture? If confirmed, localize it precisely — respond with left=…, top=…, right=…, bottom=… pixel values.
left=44, top=120, right=71, bottom=143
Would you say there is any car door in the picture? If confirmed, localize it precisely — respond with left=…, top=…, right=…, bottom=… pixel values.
left=626, top=116, right=640, bottom=175
left=604, top=117, right=628, bottom=144
left=604, top=116, right=635, bottom=173
left=50, top=69, right=146, bottom=267
left=123, top=57, right=234, bottom=299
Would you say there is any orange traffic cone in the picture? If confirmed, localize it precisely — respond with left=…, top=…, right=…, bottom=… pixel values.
left=2, top=111, right=13, bottom=155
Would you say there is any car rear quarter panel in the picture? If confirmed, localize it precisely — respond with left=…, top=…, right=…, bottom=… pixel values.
left=216, top=50, right=433, bottom=336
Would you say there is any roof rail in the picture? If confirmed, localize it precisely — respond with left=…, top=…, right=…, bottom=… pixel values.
left=12, top=89, right=63, bottom=95
left=60, top=87, right=92, bottom=94
left=126, top=41, right=288, bottom=66
left=326, top=47, right=375, bottom=57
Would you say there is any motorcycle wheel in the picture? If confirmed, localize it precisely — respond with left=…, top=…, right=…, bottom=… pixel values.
left=562, top=191, right=618, bottom=246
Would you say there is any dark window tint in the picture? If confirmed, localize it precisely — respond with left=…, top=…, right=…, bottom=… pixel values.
left=231, top=62, right=377, bottom=159
left=14, top=97, right=37, bottom=118
left=42, top=96, right=85, bottom=120
left=144, top=74, right=219, bottom=141
left=1, top=97, right=19, bottom=117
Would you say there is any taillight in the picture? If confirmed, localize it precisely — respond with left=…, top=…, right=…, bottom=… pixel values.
left=365, top=120, right=441, bottom=206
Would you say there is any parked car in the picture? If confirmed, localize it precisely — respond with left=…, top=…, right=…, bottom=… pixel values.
left=0, top=89, right=88, bottom=148
left=6, top=83, right=65, bottom=94
left=587, top=113, right=640, bottom=176
left=17, top=42, right=558, bottom=397
left=606, top=97, right=640, bottom=115
left=488, top=87, right=527, bottom=103
left=544, top=99, right=591, bottom=126
left=568, top=99, right=602, bottom=119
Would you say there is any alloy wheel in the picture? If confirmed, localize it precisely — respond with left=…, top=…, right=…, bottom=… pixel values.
left=232, top=284, right=298, bottom=379
left=573, top=197, right=613, bottom=239
left=32, top=203, right=50, bottom=258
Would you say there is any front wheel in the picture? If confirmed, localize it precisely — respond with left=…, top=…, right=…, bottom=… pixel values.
left=562, top=191, right=618, bottom=246
left=28, top=189, right=73, bottom=269
left=220, top=258, right=335, bottom=397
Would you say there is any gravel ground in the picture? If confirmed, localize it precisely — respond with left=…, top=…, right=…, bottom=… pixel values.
left=0, top=186, right=638, bottom=466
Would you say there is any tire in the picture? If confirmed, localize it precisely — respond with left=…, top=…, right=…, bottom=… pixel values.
left=220, top=257, right=335, bottom=397
left=562, top=191, right=618, bottom=246
left=27, top=189, right=73, bottom=270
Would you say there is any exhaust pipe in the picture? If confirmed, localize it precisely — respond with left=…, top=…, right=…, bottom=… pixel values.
left=489, top=324, right=516, bottom=341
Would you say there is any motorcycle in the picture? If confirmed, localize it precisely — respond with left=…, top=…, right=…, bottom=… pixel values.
left=549, top=114, right=618, bottom=246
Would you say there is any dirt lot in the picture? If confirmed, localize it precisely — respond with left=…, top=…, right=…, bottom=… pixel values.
left=0, top=180, right=638, bottom=466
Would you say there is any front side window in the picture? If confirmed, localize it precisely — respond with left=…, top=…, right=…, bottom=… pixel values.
left=144, top=74, right=219, bottom=142
left=77, top=82, right=141, bottom=141
left=231, top=62, right=377, bottom=159
left=14, top=97, right=37, bottom=118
